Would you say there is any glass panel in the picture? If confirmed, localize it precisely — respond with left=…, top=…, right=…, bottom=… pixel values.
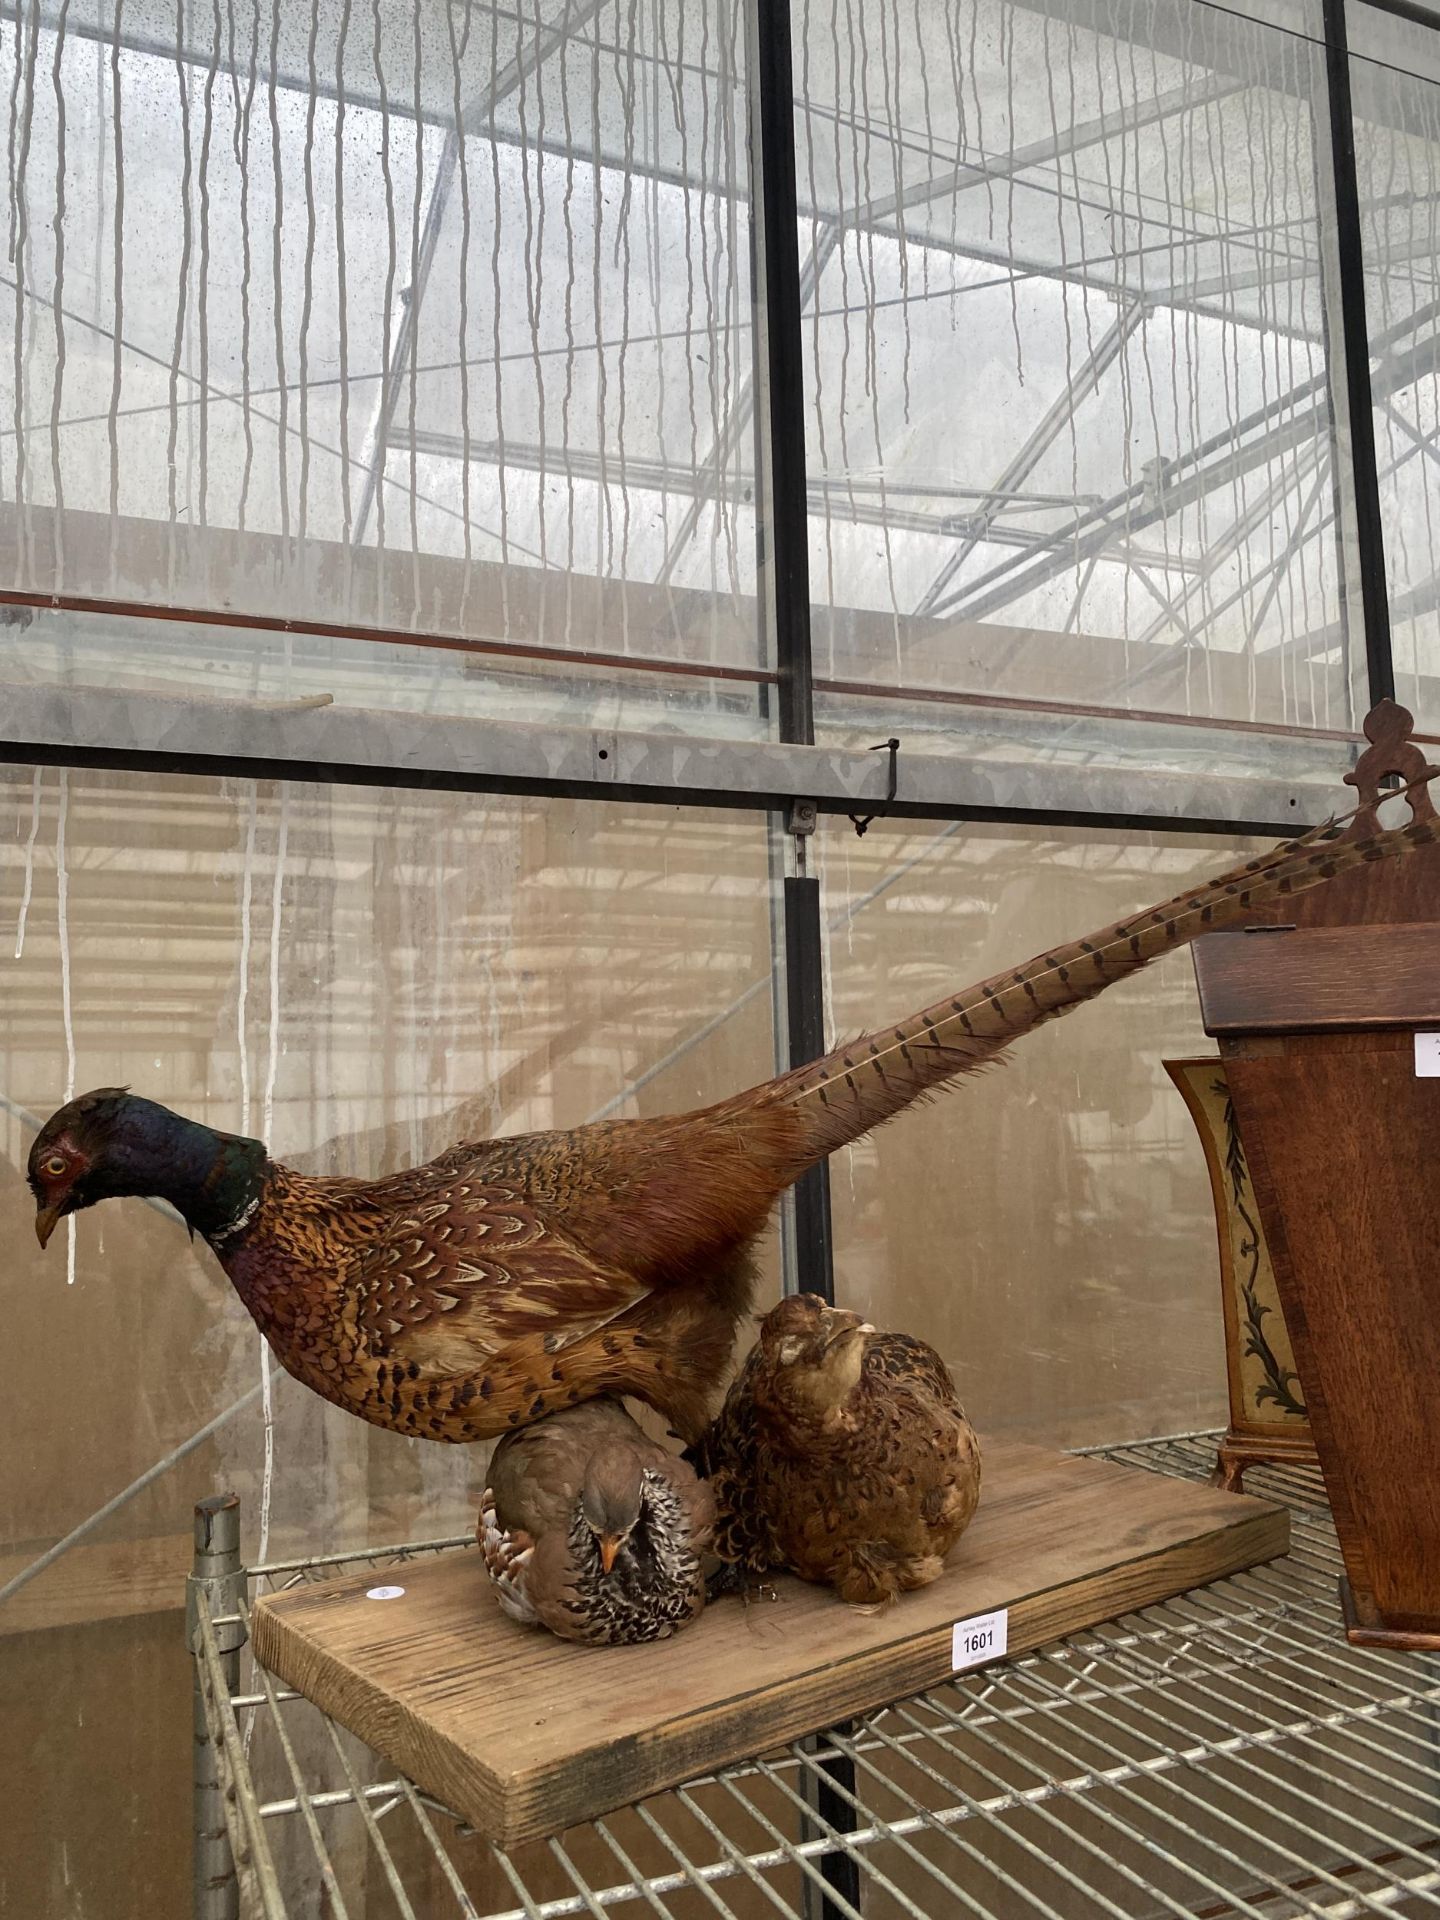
left=0, top=767, right=777, bottom=1911
left=795, top=0, right=1362, bottom=760
left=816, top=814, right=1267, bottom=1448
left=1350, top=5, right=1440, bottom=732
left=0, top=0, right=764, bottom=720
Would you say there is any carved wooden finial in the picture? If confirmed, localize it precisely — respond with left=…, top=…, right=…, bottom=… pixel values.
left=1341, top=697, right=1437, bottom=840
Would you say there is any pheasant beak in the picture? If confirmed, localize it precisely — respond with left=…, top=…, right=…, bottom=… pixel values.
left=598, top=1534, right=621, bottom=1577
left=35, top=1205, right=61, bottom=1251
left=824, top=1314, right=873, bottom=1350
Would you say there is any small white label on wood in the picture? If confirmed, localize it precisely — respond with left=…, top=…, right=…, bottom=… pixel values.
left=951, top=1607, right=1008, bottom=1670
left=1416, top=1033, right=1440, bottom=1077
left=366, top=1585, right=406, bottom=1601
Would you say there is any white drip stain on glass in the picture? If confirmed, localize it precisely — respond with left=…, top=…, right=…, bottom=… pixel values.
left=332, top=0, right=354, bottom=619
left=490, top=6, right=512, bottom=633
left=11, top=0, right=39, bottom=587
left=406, top=0, right=422, bottom=628
left=444, top=0, right=472, bottom=634
left=105, top=0, right=123, bottom=594
left=234, top=0, right=259, bottom=535
left=13, top=766, right=41, bottom=959
left=558, top=7, right=578, bottom=643
left=6, top=0, right=24, bottom=271
left=49, top=0, right=70, bottom=592
left=612, top=0, right=637, bottom=657
left=197, top=0, right=220, bottom=538
left=587, top=19, right=607, bottom=637
left=166, top=0, right=192, bottom=605
left=368, top=0, right=394, bottom=587
left=519, top=0, right=545, bottom=621
left=91, top=0, right=105, bottom=322
left=297, top=0, right=319, bottom=556
left=265, top=0, right=288, bottom=545
left=55, top=770, right=76, bottom=1285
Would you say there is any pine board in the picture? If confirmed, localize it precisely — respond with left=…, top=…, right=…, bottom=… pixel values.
left=251, top=1441, right=1287, bottom=1848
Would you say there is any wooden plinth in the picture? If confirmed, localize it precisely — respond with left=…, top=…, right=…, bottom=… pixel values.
left=251, top=1441, right=1288, bottom=1848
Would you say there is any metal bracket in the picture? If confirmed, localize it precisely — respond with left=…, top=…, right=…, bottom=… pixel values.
left=787, top=797, right=818, bottom=836
left=848, top=738, right=900, bottom=838
left=187, top=1568, right=248, bottom=1657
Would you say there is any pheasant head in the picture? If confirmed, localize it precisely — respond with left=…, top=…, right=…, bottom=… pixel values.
left=28, top=1088, right=267, bottom=1248
left=750, top=1292, right=876, bottom=1440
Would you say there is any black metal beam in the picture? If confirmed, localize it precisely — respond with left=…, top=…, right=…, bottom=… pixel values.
left=751, top=0, right=815, bottom=745
left=1322, top=0, right=1397, bottom=707
left=0, top=734, right=1333, bottom=841
left=783, top=875, right=835, bottom=1302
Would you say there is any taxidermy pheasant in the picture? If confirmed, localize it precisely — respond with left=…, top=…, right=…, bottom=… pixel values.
left=479, top=1397, right=714, bottom=1645
left=27, top=796, right=1438, bottom=1446
left=694, top=1294, right=981, bottom=1606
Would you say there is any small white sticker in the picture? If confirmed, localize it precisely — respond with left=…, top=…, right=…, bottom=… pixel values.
left=1416, top=1033, right=1440, bottom=1078
left=365, top=1585, right=406, bottom=1601
left=951, top=1607, right=1008, bottom=1671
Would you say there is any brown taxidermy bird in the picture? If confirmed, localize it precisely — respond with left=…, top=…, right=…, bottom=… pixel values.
left=26, top=799, right=1439, bottom=1447
left=693, top=1294, right=981, bottom=1605
left=479, top=1397, right=715, bottom=1644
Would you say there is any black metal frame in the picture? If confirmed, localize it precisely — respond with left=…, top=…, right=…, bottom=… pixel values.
left=751, top=0, right=816, bottom=751
left=0, top=737, right=1317, bottom=842
left=1321, top=0, right=1397, bottom=708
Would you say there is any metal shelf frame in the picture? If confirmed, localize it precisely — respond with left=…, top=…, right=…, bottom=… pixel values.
left=188, top=1433, right=1440, bottom=1920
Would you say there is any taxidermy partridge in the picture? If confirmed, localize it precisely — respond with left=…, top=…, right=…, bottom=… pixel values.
left=694, top=1294, right=981, bottom=1606
left=479, top=1397, right=714, bottom=1645
left=27, top=799, right=1438, bottom=1446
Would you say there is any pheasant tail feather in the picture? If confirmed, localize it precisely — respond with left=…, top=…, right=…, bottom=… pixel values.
left=761, top=808, right=1439, bottom=1165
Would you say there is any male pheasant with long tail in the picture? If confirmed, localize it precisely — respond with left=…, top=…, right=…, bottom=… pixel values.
left=27, top=793, right=1438, bottom=1443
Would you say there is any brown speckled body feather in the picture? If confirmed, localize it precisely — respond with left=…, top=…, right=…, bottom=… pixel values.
left=214, top=1111, right=804, bottom=1443
left=28, top=803, right=1440, bottom=1446
left=696, top=1296, right=982, bottom=1605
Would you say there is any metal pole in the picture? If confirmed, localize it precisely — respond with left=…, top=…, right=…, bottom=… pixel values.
left=188, top=1493, right=245, bottom=1920
left=748, top=0, right=815, bottom=743
left=1320, top=0, right=1396, bottom=707
left=748, top=5, right=856, bottom=1909
left=747, top=0, right=832, bottom=1297
left=784, top=860, right=858, bottom=1920
left=783, top=866, right=835, bottom=1304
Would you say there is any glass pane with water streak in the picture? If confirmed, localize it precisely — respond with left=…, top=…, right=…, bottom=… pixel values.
left=1350, top=3, right=1440, bottom=734
left=794, top=0, right=1366, bottom=771
left=0, top=0, right=767, bottom=727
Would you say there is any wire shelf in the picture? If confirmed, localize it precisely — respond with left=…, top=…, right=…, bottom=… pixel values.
left=191, top=1434, right=1440, bottom=1920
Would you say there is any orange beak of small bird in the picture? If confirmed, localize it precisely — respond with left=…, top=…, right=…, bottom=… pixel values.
left=34, top=1206, right=61, bottom=1251
left=598, top=1535, right=621, bottom=1577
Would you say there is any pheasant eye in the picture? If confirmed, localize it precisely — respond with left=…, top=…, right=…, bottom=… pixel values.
left=43, top=1156, right=68, bottom=1177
